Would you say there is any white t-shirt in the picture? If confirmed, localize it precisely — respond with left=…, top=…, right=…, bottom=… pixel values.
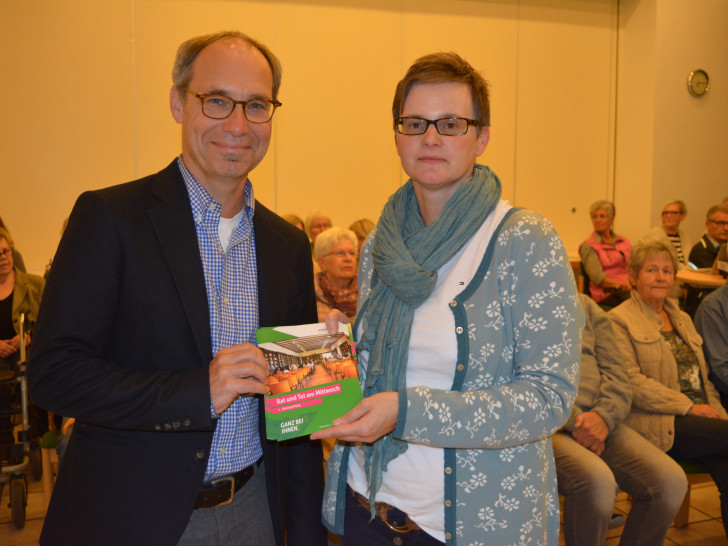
left=347, top=201, right=511, bottom=541
left=218, top=209, right=245, bottom=250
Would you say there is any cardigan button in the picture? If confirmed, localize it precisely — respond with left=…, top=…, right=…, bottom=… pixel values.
left=445, top=533, right=452, bottom=540
left=456, top=327, right=463, bottom=334
left=457, top=364, right=464, bottom=371
left=445, top=499, right=452, bottom=507
left=195, top=449, right=207, bottom=461
left=445, top=466, right=453, bottom=474
left=450, top=300, right=457, bottom=307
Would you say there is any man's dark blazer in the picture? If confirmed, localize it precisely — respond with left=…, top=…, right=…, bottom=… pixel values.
left=28, top=160, right=326, bottom=546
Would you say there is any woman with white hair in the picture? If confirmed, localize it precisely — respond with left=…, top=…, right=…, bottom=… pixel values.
left=313, top=227, right=358, bottom=322
left=305, top=210, right=332, bottom=245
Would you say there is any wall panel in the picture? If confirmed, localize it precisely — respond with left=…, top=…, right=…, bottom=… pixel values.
left=2, top=0, right=651, bottom=274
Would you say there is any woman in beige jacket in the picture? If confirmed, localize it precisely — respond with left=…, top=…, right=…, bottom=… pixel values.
left=609, top=238, right=728, bottom=536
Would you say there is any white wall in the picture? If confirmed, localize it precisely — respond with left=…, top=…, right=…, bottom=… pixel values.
left=615, top=0, right=728, bottom=246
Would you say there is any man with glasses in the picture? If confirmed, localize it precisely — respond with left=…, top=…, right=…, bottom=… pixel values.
left=684, top=204, right=728, bottom=316
left=689, top=205, right=728, bottom=269
left=29, top=31, right=325, bottom=546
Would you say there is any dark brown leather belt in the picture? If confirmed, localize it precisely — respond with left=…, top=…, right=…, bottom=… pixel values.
left=351, top=487, right=420, bottom=533
left=194, top=458, right=262, bottom=509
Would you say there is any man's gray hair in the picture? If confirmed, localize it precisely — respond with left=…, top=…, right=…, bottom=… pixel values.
left=172, top=31, right=282, bottom=100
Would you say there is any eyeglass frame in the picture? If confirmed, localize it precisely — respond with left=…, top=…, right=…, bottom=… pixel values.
left=0, top=248, right=12, bottom=258
left=184, top=88, right=282, bottom=122
left=661, top=210, right=683, bottom=216
left=395, top=116, right=482, bottom=136
left=708, top=219, right=728, bottom=228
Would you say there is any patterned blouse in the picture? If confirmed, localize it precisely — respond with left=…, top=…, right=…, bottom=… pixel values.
left=661, top=329, right=706, bottom=404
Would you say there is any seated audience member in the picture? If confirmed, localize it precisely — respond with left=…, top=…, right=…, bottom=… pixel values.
left=313, top=227, right=357, bottom=322
left=0, top=228, right=44, bottom=446
left=348, top=218, right=375, bottom=254
left=689, top=204, right=728, bottom=268
left=307, top=211, right=333, bottom=274
left=608, top=238, right=728, bottom=536
left=554, top=294, right=686, bottom=545
left=305, top=210, right=332, bottom=245
left=644, top=200, right=691, bottom=300
left=695, top=283, right=728, bottom=409
left=645, top=200, right=692, bottom=269
left=713, top=242, right=728, bottom=277
left=579, top=200, right=631, bottom=308
left=0, top=217, right=26, bottom=273
left=282, top=213, right=304, bottom=231
left=685, top=204, right=728, bottom=316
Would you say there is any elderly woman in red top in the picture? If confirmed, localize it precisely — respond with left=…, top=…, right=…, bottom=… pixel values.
left=580, top=200, right=632, bottom=308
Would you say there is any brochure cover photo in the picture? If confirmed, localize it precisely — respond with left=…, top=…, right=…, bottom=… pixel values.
left=256, top=322, right=363, bottom=441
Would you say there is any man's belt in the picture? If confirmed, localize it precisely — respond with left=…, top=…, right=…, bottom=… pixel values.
left=194, top=458, right=262, bottom=510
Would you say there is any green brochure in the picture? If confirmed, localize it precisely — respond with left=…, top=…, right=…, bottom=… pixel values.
left=256, top=322, right=363, bottom=441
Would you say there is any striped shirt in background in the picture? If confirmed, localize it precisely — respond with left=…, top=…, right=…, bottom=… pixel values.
left=667, top=233, right=686, bottom=264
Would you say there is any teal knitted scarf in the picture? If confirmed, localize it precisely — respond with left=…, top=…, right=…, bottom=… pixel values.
left=355, top=163, right=502, bottom=506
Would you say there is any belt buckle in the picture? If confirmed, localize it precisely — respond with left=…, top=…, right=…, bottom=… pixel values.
left=210, top=476, right=235, bottom=507
left=377, top=505, right=412, bottom=534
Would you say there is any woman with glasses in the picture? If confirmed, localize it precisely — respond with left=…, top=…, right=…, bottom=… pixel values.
left=645, top=200, right=691, bottom=269
left=313, top=52, right=582, bottom=545
left=313, top=227, right=358, bottom=322
left=0, top=227, right=44, bottom=448
left=644, top=200, right=692, bottom=299
left=0, top=217, right=27, bottom=274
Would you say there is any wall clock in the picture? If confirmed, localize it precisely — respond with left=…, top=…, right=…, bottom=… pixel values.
left=688, top=69, right=709, bottom=97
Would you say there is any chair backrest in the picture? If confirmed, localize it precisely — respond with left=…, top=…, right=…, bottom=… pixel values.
left=580, top=262, right=592, bottom=297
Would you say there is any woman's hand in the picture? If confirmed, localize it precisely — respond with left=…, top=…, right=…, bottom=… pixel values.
left=0, top=336, right=20, bottom=358
left=617, top=279, right=632, bottom=292
left=324, top=309, right=351, bottom=334
left=310, top=392, right=398, bottom=443
left=601, top=277, right=631, bottom=293
left=688, top=404, right=722, bottom=419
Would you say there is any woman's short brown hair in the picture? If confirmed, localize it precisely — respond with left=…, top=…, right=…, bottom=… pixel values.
left=392, top=52, right=490, bottom=132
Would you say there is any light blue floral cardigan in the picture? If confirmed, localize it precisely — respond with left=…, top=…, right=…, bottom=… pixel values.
left=322, top=208, right=584, bottom=545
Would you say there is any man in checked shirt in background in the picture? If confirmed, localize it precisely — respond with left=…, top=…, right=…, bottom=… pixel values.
left=28, top=31, right=325, bottom=546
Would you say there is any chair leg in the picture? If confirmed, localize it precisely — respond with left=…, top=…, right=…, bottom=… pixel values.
left=41, top=447, right=55, bottom=510
left=674, top=487, right=691, bottom=528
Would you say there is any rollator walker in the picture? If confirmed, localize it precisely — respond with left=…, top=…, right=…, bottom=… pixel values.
left=0, top=312, right=42, bottom=528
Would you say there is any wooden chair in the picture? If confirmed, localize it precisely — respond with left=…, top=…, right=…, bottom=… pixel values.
left=40, top=431, right=59, bottom=510
left=624, top=459, right=713, bottom=528
left=674, top=460, right=713, bottom=527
